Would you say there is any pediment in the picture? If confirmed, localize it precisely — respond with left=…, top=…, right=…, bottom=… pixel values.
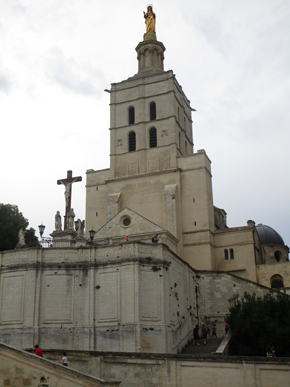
left=94, top=208, right=165, bottom=240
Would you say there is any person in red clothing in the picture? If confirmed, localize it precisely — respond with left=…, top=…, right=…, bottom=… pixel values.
left=34, top=344, right=43, bottom=357
left=225, top=322, right=229, bottom=334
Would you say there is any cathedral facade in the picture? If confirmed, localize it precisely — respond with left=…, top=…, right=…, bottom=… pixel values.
left=0, top=9, right=289, bottom=356
left=85, top=24, right=289, bottom=287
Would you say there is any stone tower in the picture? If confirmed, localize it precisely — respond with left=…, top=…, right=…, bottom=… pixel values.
left=86, top=15, right=215, bottom=270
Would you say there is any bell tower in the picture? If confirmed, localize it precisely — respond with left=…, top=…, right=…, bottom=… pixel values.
left=109, top=6, right=194, bottom=179
left=86, top=6, right=215, bottom=271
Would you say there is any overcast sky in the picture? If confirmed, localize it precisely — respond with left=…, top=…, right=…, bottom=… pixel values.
left=1, top=0, right=289, bottom=248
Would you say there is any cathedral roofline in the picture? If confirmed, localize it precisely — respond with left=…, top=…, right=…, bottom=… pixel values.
left=214, top=226, right=251, bottom=234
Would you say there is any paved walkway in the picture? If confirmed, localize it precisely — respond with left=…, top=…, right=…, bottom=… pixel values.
left=181, top=337, right=224, bottom=355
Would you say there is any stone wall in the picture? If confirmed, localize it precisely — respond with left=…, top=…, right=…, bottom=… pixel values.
left=40, top=350, right=290, bottom=387
left=257, top=261, right=290, bottom=288
left=0, top=243, right=196, bottom=353
left=0, top=342, right=120, bottom=387
left=0, top=243, right=275, bottom=354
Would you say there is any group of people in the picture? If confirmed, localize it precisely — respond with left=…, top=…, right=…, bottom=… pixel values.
left=192, top=326, right=277, bottom=357
left=266, top=346, right=276, bottom=357
left=34, top=345, right=68, bottom=366
left=193, top=322, right=218, bottom=345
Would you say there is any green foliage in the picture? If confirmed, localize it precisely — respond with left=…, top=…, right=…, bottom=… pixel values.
left=0, top=204, right=39, bottom=251
left=226, top=291, right=290, bottom=357
left=25, top=227, right=40, bottom=247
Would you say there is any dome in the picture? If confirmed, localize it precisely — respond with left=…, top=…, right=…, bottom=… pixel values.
left=255, top=224, right=285, bottom=246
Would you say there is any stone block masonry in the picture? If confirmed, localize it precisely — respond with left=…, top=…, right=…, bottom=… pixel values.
left=0, top=242, right=275, bottom=354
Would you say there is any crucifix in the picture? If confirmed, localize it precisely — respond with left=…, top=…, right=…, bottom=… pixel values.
left=57, top=170, right=82, bottom=230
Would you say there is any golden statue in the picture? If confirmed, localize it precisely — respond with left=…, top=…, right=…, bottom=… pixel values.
left=143, top=5, right=156, bottom=34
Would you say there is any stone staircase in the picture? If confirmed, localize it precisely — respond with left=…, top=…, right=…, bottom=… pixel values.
left=181, top=337, right=224, bottom=355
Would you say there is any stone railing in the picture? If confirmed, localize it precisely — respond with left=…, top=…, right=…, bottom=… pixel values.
left=215, top=331, right=232, bottom=355
left=52, top=239, right=77, bottom=248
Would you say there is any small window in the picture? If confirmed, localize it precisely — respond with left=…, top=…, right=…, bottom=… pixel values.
left=184, top=117, right=186, bottom=130
left=230, top=248, right=234, bottom=259
left=185, top=141, right=187, bottom=155
left=128, top=131, right=136, bottom=151
left=150, top=102, right=156, bottom=121
left=179, top=132, right=181, bottom=150
left=177, top=107, right=180, bottom=121
left=224, top=249, right=229, bottom=260
left=149, top=127, right=157, bottom=147
left=128, top=106, right=135, bottom=125
left=271, top=274, right=284, bottom=289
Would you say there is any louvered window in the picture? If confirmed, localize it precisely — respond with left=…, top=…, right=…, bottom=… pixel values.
left=128, top=106, right=135, bottom=125
left=149, top=128, right=157, bottom=148
left=128, top=131, right=136, bottom=151
left=150, top=102, right=156, bottom=121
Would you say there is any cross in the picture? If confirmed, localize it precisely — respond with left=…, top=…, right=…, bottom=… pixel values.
left=57, top=170, right=82, bottom=230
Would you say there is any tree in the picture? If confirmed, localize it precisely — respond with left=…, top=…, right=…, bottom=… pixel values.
left=226, top=291, right=290, bottom=357
left=0, top=204, right=40, bottom=251
left=25, top=227, right=40, bottom=248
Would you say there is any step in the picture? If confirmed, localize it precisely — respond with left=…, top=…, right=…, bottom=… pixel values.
left=181, top=337, right=224, bottom=355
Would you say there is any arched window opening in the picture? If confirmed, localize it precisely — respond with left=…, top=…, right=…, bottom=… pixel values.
left=150, top=102, right=156, bottom=121
left=184, top=117, right=186, bottom=130
left=230, top=248, right=234, bottom=259
left=128, top=131, right=136, bottom=151
left=179, top=132, right=181, bottom=150
left=128, top=106, right=135, bottom=125
left=224, top=249, right=229, bottom=260
left=274, top=251, right=282, bottom=262
left=271, top=274, right=284, bottom=289
left=149, top=127, right=157, bottom=148
left=177, top=107, right=180, bottom=121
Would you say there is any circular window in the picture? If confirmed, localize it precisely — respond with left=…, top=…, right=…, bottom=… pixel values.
left=123, top=218, right=131, bottom=227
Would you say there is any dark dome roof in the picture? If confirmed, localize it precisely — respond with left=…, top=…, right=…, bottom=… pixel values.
left=256, top=224, right=285, bottom=246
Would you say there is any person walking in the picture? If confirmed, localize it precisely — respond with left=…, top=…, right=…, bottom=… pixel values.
left=193, top=324, right=200, bottom=345
left=60, top=352, right=68, bottom=366
left=212, top=323, right=217, bottom=338
left=201, top=324, right=207, bottom=345
left=152, top=234, right=159, bottom=243
left=34, top=345, right=43, bottom=357
left=206, top=321, right=211, bottom=338
left=225, top=322, right=229, bottom=334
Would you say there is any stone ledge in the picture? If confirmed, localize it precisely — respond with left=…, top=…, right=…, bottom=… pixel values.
left=26, top=348, right=290, bottom=364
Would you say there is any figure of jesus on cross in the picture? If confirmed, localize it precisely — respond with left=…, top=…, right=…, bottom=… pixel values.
left=57, top=170, right=82, bottom=230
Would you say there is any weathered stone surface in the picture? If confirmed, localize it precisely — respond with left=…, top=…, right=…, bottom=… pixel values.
left=33, top=349, right=290, bottom=387
left=0, top=342, right=120, bottom=387
left=0, top=243, right=277, bottom=354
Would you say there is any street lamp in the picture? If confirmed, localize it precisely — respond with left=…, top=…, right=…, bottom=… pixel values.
left=38, top=224, right=52, bottom=247
left=89, top=229, right=96, bottom=242
left=38, top=224, right=45, bottom=238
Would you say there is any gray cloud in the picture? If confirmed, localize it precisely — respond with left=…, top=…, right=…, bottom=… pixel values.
left=0, top=72, right=12, bottom=93
left=46, top=49, right=106, bottom=96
